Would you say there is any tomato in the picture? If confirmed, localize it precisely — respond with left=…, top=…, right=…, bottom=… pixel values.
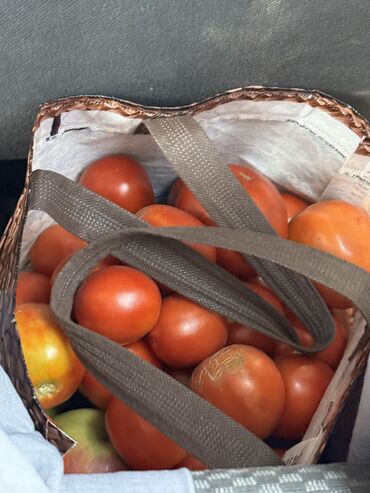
left=167, top=177, right=184, bottom=205
left=176, top=454, right=207, bottom=470
left=166, top=367, right=193, bottom=388
left=137, top=204, right=216, bottom=262
left=273, top=356, right=334, bottom=440
left=191, top=345, right=285, bottom=438
left=75, top=266, right=161, bottom=344
left=289, top=200, right=370, bottom=308
left=147, top=295, right=228, bottom=367
left=272, top=312, right=314, bottom=357
left=15, top=303, right=84, bottom=409
left=106, top=397, right=187, bottom=470
left=227, top=282, right=284, bottom=354
left=16, top=271, right=51, bottom=306
left=311, top=316, right=347, bottom=370
left=51, top=253, right=120, bottom=285
left=175, top=185, right=214, bottom=226
left=216, top=164, right=288, bottom=280
left=80, top=339, right=163, bottom=409
left=281, top=193, right=309, bottom=222
left=30, top=225, right=86, bottom=277
left=79, top=154, right=154, bottom=213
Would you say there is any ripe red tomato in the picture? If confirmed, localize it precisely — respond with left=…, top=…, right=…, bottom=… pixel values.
left=30, top=225, right=86, bottom=277
left=281, top=193, right=309, bottom=222
left=16, top=271, right=51, bottom=306
left=273, top=356, right=334, bottom=440
left=80, top=339, right=163, bottom=409
left=167, top=177, right=184, bottom=205
left=288, top=200, right=370, bottom=308
left=74, top=266, right=162, bottom=344
left=137, top=204, right=216, bottom=262
left=176, top=454, right=207, bottom=470
left=15, top=303, right=84, bottom=409
left=216, top=164, right=288, bottom=280
left=227, top=282, right=284, bottom=354
left=79, top=154, right=154, bottom=213
left=191, top=345, right=285, bottom=439
left=106, top=397, right=187, bottom=470
left=147, top=295, right=228, bottom=367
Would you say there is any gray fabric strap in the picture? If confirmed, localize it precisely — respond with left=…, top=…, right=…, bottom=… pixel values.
left=27, top=115, right=370, bottom=469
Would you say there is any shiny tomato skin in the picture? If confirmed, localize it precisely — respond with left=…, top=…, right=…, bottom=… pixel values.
left=191, top=345, right=285, bottom=439
left=281, top=193, right=309, bottom=222
left=288, top=200, right=370, bottom=308
left=227, top=283, right=284, bottom=354
left=80, top=339, right=163, bottom=409
left=74, top=266, right=162, bottom=344
left=217, top=164, right=288, bottom=280
left=30, top=225, right=86, bottom=277
left=167, top=177, right=184, bottom=205
left=15, top=303, right=84, bottom=409
left=176, top=454, right=207, bottom=470
left=106, top=397, right=187, bottom=470
left=273, top=356, right=334, bottom=440
left=137, top=204, right=216, bottom=262
left=79, top=155, right=154, bottom=213
left=16, top=272, right=51, bottom=306
left=147, top=295, right=228, bottom=367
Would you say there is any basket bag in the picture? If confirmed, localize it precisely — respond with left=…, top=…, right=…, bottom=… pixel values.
left=1, top=87, right=370, bottom=472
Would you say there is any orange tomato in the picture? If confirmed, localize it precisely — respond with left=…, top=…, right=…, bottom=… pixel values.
left=281, top=193, right=308, bottom=222
left=289, top=200, right=370, bottom=308
left=30, top=225, right=86, bottom=277
left=79, top=155, right=154, bottom=213
left=15, top=303, right=84, bottom=409
left=137, top=204, right=216, bottom=262
left=16, top=271, right=51, bottom=306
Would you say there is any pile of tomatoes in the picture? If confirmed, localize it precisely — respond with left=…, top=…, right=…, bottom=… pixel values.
left=15, top=154, right=370, bottom=471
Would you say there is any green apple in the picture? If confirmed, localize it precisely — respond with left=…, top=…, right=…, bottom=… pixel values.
left=53, top=408, right=127, bottom=474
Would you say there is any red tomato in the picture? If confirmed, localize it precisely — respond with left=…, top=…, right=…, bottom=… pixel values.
left=288, top=200, right=370, bottom=308
left=16, top=272, right=51, bottom=306
left=311, top=316, right=347, bottom=370
left=80, top=339, right=163, bottom=409
left=147, top=295, right=228, bottom=367
left=272, top=315, right=313, bottom=357
left=216, top=164, right=288, bottom=280
left=51, top=253, right=120, bottom=285
left=79, top=155, right=154, bottom=213
left=176, top=454, right=207, bottom=470
left=273, top=356, right=334, bottom=440
left=175, top=186, right=214, bottom=226
left=137, top=204, right=216, bottom=262
left=227, top=282, right=284, bottom=354
left=281, top=193, right=309, bottom=222
left=167, top=177, right=184, bottom=205
left=106, top=397, right=187, bottom=470
left=74, top=266, right=162, bottom=344
left=166, top=367, right=193, bottom=388
left=30, top=225, right=86, bottom=277
left=15, top=303, right=84, bottom=409
left=191, top=345, right=285, bottom=438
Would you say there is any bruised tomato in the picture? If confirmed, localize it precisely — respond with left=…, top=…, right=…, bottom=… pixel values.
left=79, top=154, right=154, bottom=213
left=15, top=303, right=84, bottom=409
left=147, top=295, right=228, bottom=367
left=227, top=282, right=284, bottom=355
left=216, top=164, right=288, bottom=280
left=80, top=339, right=163, bottom=409
left=273, top=356, right=334, bottom=440
left=289, top=200, right=370, bottom=308
left=176, top=454, right=207, bottom=470
left=191, top=345, right=285, bottom=438
left=137, top=204, right=216, bottom=262
left=106, top=397, right=187, bottom=470
left=74, top=266, right=162, bottom=344
left=167, top=177, right=184, bottom=205
left=281, top=193, right=309, bottom=222
left=30, top=225, right=86, bottom=277
left=16, top=271, right=51, bottom=306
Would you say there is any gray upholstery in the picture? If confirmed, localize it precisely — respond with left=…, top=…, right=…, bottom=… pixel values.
left=1, top=0, right=369, bottom=159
